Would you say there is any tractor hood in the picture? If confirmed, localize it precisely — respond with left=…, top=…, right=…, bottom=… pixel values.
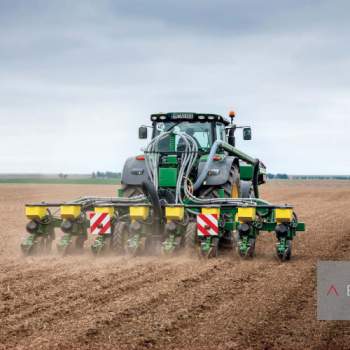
left=121, top=154, right=237, bottom=187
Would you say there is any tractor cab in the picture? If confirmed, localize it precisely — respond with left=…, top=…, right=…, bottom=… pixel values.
left=139, top=112, right=251, bottom=152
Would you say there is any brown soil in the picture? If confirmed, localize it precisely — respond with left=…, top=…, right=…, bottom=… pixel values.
left=0, top=181, right=350, bottom=350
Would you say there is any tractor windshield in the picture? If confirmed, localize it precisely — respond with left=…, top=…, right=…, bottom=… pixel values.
left=154, top=121, right=213, bottom=151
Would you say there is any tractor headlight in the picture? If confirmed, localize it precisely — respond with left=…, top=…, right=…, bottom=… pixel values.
left=208, top=169, right=220, bottom=176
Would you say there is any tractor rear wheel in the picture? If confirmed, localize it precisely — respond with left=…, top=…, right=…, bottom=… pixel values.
left=240, top=181, right=255, bottom=198
left=197, top=162, right=240, bottom=199
left=112, top=222, right=128, bottom=255
left=184, top=221, right=197, bottom=255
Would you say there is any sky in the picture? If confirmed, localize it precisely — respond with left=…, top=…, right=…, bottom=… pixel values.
left=0, top=0, right=349, bottom=175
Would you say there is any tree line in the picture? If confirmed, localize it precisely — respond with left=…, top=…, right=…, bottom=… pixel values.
left=267, top=174, right=350, bottom=180
left=92, top=171, right=121, bottom=179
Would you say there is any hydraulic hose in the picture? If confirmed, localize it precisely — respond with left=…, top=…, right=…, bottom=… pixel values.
left=193, top=140, right=258, bottom=192
left=143, top=130, right=198, bottom=204
left=141, top=181, right=163, bottom=236
left=193, top=140, right=221, bottom=191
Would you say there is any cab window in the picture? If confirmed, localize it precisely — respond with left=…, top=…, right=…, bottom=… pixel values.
left=215, top=123, right=226, bottom=142
left=155, top=121, right=212, bottom=150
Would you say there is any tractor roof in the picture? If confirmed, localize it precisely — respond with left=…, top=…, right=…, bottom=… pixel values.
left=150, top=112, right=230, bottom=125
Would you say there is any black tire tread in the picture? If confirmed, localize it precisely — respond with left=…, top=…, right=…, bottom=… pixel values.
left=184, top=222, right=197, bottom=252
left=112, top=222, right=128, bottom=254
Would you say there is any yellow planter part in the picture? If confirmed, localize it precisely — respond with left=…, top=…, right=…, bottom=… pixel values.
left=129, top=206, right=150, bottom=220
left=202, top=207, right=220, bottom=216
left=236, top=207, right=256, bottom=222
left=275, top=208, right=293, bottom=223
left=60, top=205, right=81, bottom=219
left=25, top=206, right=48, bottom=220
left=95, top=206, right=115, bottom=216
left=165, top=206, right=184, bottom=221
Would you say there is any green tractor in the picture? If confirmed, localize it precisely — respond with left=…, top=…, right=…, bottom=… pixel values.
left=121, top=111, right=263, bottom=200
left=116, top=112, right=303, bottom=259
left=21, top=111, right=304, bottom=260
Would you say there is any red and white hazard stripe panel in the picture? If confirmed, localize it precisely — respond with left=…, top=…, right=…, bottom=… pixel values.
left=197, top=214, right=219, bottom=237
left=89, top=212, right=112, bottom=235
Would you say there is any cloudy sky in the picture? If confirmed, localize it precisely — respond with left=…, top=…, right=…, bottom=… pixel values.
left=0, top=0, right=349, bottom=174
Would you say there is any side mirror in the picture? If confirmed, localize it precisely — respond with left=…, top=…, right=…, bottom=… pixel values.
left=138, top=126, right=148, bottom=139
left=243, top=127, right=252, bottom=140
left=228, top=128, right=236, bottom=147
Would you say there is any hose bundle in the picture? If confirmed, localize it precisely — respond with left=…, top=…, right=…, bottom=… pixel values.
left=144, top=130, right=199, bottom=204
left=144, top=130, right=259, bottom=207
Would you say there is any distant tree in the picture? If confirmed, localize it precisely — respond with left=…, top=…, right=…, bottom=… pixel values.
left=93, top=171, right=121, bottom=179
left=106, top=171, right=121, bottom=178
left=267, top=173, right=275, bottom=179
left=275, top=173, right=289, bottom=179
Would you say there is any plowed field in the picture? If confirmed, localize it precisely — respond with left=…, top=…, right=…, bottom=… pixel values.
left=1, top=181, right=350, bottom=349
